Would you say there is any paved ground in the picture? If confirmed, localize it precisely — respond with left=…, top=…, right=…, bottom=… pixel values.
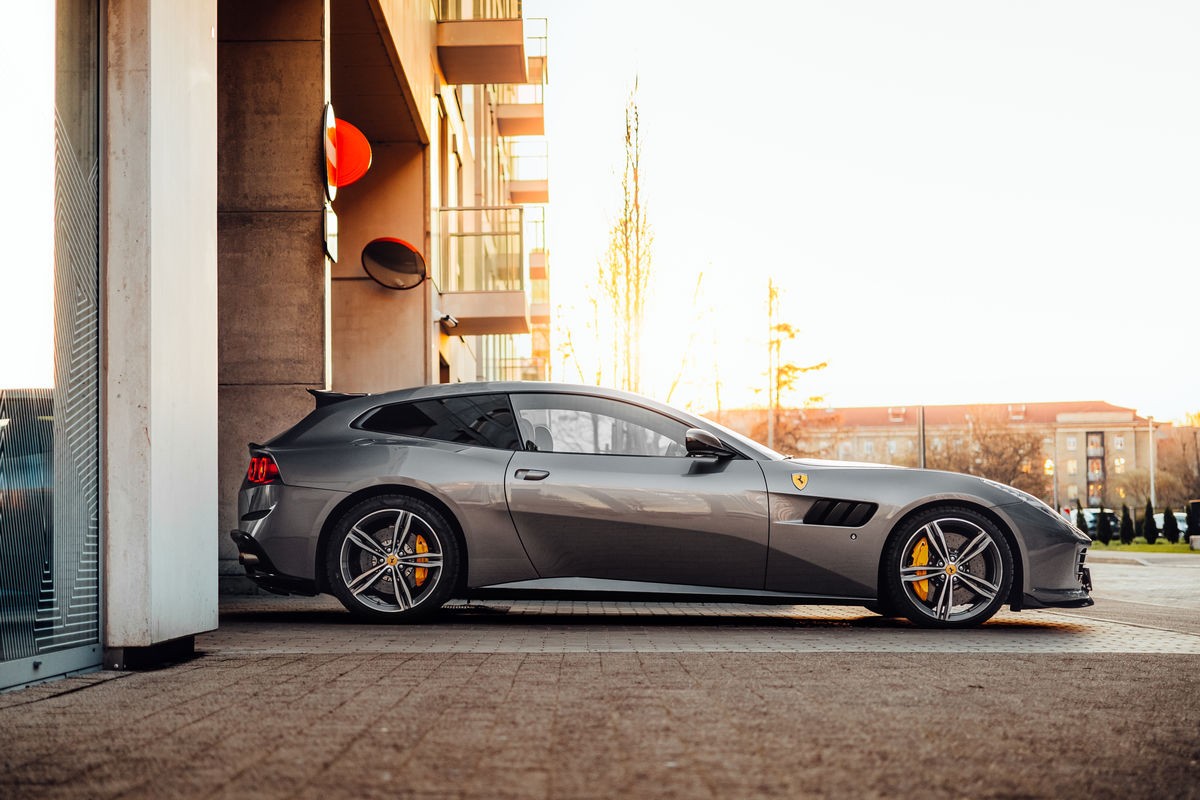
left=2, top=557, right=1198, bottom=799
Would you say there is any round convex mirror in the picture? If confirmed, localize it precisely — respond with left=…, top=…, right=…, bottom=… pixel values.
left=362, top=238, right=427, bottom=290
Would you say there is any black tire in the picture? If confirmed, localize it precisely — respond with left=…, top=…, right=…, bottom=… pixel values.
left=882, top=505, right=1013, bottom=629
left=325, top=494, right=460, bottom=622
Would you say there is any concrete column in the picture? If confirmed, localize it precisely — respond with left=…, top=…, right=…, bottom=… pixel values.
left=104, top=0, right=219, bottom=648
left=217, top=0, right=331, bottom=589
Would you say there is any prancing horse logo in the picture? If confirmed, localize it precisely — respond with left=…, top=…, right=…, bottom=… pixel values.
left=791, top=473, right=809, bottom=491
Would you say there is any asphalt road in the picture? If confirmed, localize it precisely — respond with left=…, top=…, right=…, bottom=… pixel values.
left=1, top=559, right=1197, bottom=799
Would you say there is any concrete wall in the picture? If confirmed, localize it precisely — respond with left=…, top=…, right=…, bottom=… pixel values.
left=217, top=0, right=331, bottom=586
left=331, top=141, right=433, bottom=393
left=105, top=0, right=219, bottom=645
left=375, top=0, right=438, bottom=139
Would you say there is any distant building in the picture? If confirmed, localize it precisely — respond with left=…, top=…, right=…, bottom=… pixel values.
left=716, top=401, right=1177, bottom=511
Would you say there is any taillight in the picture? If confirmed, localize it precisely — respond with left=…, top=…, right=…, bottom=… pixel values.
left=246, top=454, right=281, bottom=485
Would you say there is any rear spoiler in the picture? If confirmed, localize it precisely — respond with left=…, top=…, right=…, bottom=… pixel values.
left=307, top=388, right=368, bottom=409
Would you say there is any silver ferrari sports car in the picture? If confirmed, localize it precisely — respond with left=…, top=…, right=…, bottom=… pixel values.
left=231, top=382, right=1093, bottom=628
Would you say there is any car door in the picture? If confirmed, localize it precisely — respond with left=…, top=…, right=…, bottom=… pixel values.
left=504, top=392, right=770, bottom=590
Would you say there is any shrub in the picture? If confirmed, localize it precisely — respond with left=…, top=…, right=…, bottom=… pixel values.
left=1162, top=506, right=1181, bottom=545
left=1096, top=510, right=1114, bottom=545
left=1143, top=500, right=1159, bottom=545
left=1120, top=504, right=1135, bottom=545
left=1075, top=502, right=1091, bottom=540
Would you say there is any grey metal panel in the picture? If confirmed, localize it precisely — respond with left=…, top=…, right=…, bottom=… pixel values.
left=762, top=461, right=1012, bottom=597
left=505, top=452, right=770, bottom=590
left=476, top=576, right=870, bottom=603
left=252, top=439, right=538, bottom=586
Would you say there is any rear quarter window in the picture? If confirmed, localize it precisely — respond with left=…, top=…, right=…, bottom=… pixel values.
left=358, top=394, right=520, bottom=450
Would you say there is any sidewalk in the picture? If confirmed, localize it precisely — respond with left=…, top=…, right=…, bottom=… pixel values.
left=1083, top=548, right=1200, bottom=566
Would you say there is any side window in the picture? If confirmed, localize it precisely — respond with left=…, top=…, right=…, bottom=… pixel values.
left=359, top=394, right=520, bottom=450
left=509, top=393, right=689, bottom=457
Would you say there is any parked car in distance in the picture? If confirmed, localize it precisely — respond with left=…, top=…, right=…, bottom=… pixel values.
left=1152, top=511, right=1188, bottom=534
left=1065, top=508, right=1120, bottom=538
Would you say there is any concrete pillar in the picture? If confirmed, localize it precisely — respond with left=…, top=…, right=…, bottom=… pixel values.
left=217, top=0, right=331, bottom=589
left=104, top=0, right=219, bottom=648
left=331, top=141, right=434, bottom=393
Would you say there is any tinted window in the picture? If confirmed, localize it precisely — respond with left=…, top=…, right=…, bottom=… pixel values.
left=360, top=394, right=520, bottom=450
left=509, top=393, right=689, bottom=457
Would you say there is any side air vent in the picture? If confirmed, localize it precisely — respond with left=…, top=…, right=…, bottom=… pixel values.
left=803, top=498, right=878, bottom=528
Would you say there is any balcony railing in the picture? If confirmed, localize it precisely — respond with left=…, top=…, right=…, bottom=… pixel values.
left=437, top=206, right=525, bottom=293
left=507, top=139, right=549, bottom=203
left=438, top=0, right=521, bottom=22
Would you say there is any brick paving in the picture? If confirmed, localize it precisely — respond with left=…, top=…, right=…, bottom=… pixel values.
left=1, top=561, right=1198, bottom=799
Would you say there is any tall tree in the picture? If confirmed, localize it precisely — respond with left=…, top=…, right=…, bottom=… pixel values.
left=1120, top=503, right=1135, bottom=545
left=1096, top=509, right=1114, bottom=545
left=594, top=82, right=653, bottom=393
left=1161, top=506, right=1181, bottom=545
left=765, top=280, right=826, bottom=450
left=1074, top=501, right=1090, bottom=540
left=1143, top=499, right=1159, bottom=544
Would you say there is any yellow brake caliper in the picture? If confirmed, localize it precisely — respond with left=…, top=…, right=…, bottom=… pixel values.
left=910, top=537, right=930, bottom=601
left=413, top=534, right=429, bottom=587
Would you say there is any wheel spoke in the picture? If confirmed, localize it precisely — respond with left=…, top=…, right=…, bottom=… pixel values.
left=924, top=521, right=951, bottom=563
left=935, top=574, right=954, bottom=620
left=957, top=531, right=994, bottom=565
left=394, top=553, right=443, bottom=569
left=347, top=527, right=388, bottom=559
left=390, top=511, right=413, bottom=554
left=956, top=569, right=999, bottom=600
left=347, top=562, right=388, bottom=596
left=390, top=565, right=414, bottom=609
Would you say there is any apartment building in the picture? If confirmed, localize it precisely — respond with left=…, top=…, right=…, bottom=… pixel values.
left=719, top=402, right=1173, bottom=511
left=1, top=0, right=551, bottom=689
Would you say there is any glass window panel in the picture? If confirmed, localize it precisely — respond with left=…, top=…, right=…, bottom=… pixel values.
left=510, top=393, right=689, bottom=457
left=360, top=394, right=520, bottom=450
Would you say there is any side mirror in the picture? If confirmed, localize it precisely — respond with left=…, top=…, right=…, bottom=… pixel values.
left=685, top=428, right=735, bottom=459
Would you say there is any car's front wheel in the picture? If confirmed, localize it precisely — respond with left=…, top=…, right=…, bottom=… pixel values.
left=326, top=495, right=459, bottom=622
left=883, top=506, right=1013, bottom=629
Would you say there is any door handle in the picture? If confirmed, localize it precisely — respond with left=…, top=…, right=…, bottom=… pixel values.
left=514, top=469, right=550, bottom=481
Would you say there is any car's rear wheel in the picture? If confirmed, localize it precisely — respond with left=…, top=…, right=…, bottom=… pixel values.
left=883, top=506, right=1013, bottom=629
left=326, top=495, right=459, bottom=622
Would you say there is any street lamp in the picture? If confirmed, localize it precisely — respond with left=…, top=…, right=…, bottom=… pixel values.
left=1044, top=458, right=1058, bottom=514
left=1148, top=416, right=1157, bottom=509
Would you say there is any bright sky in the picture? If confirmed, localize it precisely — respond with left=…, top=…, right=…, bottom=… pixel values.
left=0, top=4, right=54, bottom=388
left=527, top=0, right=1199, bottom=423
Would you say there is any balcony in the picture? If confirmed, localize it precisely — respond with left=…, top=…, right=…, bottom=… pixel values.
left=525, top=206, right=548, bottom=279
left=495, top=83, right=544, bottom=136
left=529, top=249, right=548, bottom=280
left=436, top=206, right=529, bottom=336
left=495, top=19, right=547, bottom=136
left=507, top=139, right=549, bottom=204
left=436, top=1, right=526, bottom=85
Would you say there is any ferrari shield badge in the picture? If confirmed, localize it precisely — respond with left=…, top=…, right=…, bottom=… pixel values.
left=791, top=473, right=809, bottom=491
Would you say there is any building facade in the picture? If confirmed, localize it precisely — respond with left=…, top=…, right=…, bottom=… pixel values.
left=1, top=0, right=551, bottom=691
left=719, top=402, right=1180, bottom=513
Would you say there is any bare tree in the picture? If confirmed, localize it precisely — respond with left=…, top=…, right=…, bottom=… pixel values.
left=765, top=280, right=826, bottom=449
left=926, top=407, right=1049, bottom=497
left=592, top=83, right=653, bottom=392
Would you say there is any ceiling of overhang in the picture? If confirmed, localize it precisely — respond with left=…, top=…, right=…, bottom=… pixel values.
left=331, top=0, right=424, bottom=144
